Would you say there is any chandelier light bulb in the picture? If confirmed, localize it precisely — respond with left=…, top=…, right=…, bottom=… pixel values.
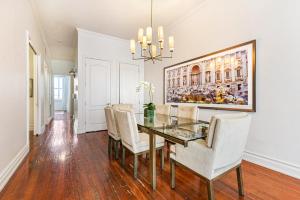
left=169, top=36, right=174, bottom=52
left=130, top=39, right=136, bottom=54
left=142, top=36, right=147, bottom=50
left=138, top=28, right=144, bottom=43
left=146, top=27, right=152, bottom=44
left=158, top=26, right=164, bottom=42
left=160, top=40, right=164, bottom=49
left=151, top=45, right=157, bottom=58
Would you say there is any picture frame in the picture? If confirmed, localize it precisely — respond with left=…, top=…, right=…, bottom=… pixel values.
left=163, top=40, right=256, bottom=112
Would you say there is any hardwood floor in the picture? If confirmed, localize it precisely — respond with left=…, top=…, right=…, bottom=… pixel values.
left=0, top=112, right=299, bottom=200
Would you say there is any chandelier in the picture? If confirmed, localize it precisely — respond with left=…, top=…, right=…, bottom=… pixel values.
left=130, top=0, right=174, bottom=63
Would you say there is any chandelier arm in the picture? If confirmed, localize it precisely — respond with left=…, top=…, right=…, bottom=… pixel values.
left=132, top=56, right=148, bottom=61
left=154, top=57, right=162, bottom=62
left=160, top=56, right=173, bottom=59
left=140, top=44, right=143, bottom=57
left=145, top=57, right=153, bottom=62
left=148, top=45, right=153, bottom=58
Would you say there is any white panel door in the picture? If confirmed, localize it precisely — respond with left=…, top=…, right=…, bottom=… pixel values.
left=85, top=58, right=111, bottom=132
left=119, top=63, right=141, bottom=113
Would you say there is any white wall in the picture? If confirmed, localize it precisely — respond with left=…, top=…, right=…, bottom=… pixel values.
left=51, top=59, right=74, bottom=75
left=76, top=28, right=144, bottom=134
left=145, top=0, right=300, bottom=178
left=0, top=0, right=51, bottom=190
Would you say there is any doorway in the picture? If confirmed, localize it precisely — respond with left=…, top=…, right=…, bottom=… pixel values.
left=54, top=75, right=71, bottom=112
left=28, top=44, right=37, bottom=147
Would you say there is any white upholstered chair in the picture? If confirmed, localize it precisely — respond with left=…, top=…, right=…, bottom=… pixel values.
left=114, top=109, right=165, bottom=179
left=104, top=107, right=121, bottom=159
left=155, top=104, right=171, bottom=115
left=177, top=106, right=198, bottom=120
left=170, top=113, right=252, bottom=200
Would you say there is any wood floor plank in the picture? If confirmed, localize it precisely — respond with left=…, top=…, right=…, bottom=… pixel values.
left=0, top=112, right=299, bottom=200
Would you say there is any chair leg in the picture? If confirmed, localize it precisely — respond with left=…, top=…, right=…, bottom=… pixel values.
left=114, top=140, right=118, bottom=160
left=110, top=139, right=114, bottom=158
left=166, top=141, right=170, bottom=159
left=236, top=165, right=245, bottom=196
left=134, top=154, right=138, bottom=179
left=207, top=180, right=215, bottom=200
left=170, top=159, right=175, bottom=189
left=108, top=136, right=111, bottom=156
left=122, top=146, right=126, bottom=167
left=115, top=141, right=119, bottom=160
left=108, top=136, right=112, bottom=157
left=160, top=148, right=164, bottom=170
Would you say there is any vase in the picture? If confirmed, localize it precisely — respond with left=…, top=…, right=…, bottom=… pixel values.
left=144, top=108, right=155, bottom=118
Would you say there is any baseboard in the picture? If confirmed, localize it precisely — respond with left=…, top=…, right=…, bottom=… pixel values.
left=243, top=151, right=300, bottom=179
left=47, top=116, right=53, bottom=124
left=29, top=123, right=34, bottom=131
left=73, top=119, right=86, bottom=134
left=0, top=144, right=29, bottom=191
left=76, top=129, right=86, bottom=134
left=38, top=125, right=45, bottom=135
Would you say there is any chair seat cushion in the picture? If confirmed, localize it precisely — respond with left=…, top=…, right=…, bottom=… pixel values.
left=134, top=132, right=165, bottom=153
left=170, top=139, right=215, bottom=178
left=108, top=132, right=121, bottom=141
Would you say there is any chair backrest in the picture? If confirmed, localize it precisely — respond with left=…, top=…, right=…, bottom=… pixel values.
left=210, top=113, right=252, bottom=170
left=112, top=104, right=134, bottom=112
left=114, top=110, right=140, bottom=151
left=155, top=104, right=171, bottom=115
left=177, top=106, right=198, bottom=120
left=104, top=107, right=119, bottom=138
left=112, top=104, right=134, bottom=134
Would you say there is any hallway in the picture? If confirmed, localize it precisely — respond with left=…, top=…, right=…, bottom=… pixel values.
left=1, top=113, right=300, bottom=200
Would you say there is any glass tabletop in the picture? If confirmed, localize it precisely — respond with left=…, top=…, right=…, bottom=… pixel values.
left=136, top=113, right=209, bottom=146
left=135, top=113, right=201, bottom=128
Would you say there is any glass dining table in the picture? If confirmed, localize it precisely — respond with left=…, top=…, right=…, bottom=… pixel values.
left=135, top=113, right=209, bottom=190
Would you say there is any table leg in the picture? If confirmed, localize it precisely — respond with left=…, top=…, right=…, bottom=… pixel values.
left=149, top=133, right=156, bottom=190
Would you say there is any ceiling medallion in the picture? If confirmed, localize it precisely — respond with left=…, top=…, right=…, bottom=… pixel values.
left=130, top=0, right=174, bottom=63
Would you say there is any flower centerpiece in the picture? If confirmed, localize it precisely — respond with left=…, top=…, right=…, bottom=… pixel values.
left=136, top=81, right=156, bottom=118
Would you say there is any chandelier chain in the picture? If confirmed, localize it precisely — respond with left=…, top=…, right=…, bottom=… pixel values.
left=150, top=0, right=153, bottom=28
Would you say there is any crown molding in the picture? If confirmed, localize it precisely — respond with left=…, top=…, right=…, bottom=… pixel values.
left=166, top=0, right=207, bottom=32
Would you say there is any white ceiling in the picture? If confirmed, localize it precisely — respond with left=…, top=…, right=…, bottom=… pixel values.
left=33, top=0, right=205, bottom=61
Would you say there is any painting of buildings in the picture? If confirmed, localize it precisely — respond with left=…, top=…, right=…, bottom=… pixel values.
left=164, top=41, right=256, bottom=111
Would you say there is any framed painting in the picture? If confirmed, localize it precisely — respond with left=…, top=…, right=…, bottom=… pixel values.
left=164, top=40, right=256, bottom=112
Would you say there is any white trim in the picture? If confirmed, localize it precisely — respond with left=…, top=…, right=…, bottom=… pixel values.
left=0, top=145, right=29, bottom=191
left=26, top=31, right=30, bottom=146
left=73, top=119, right=85, bottom=134
left=243, top=151, right=300, bottom=179
left=76, top=131, right=86, bottom=135
left=36, top=54, right=43, bottom=135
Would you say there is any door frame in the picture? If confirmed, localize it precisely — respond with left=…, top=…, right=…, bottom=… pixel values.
left=84, top=56, right=112, bottom=132
left=25, top=31, right=43, bottom=147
